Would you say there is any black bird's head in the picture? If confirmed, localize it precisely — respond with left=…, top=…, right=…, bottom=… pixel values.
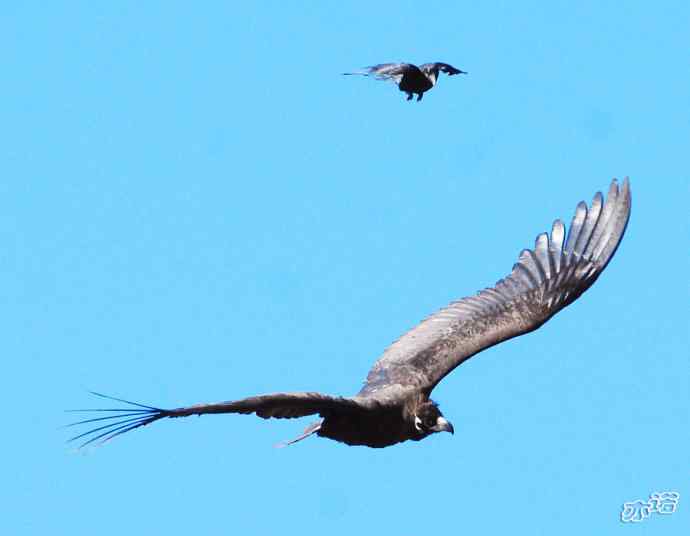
left=413, top=401, right=454, bottom=439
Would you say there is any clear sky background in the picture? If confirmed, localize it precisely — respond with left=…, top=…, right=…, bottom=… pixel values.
left=2, top=2, right=688, bottom=535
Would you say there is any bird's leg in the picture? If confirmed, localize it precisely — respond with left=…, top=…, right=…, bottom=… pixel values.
left=416, top=93, right=424, bottom=101
left=406, top=92, right=413, bottom=101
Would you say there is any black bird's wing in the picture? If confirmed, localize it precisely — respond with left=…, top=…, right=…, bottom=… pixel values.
left=419, top=62, right=466, bottom=76
left=66, top=391, right=363, bottom=448
left=362, top=179, right=631, bottom=396
left=343, top=63, right=421, bottom=83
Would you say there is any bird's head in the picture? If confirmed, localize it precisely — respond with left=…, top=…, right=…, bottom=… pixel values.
left=413, top=401, right=454, bottom=438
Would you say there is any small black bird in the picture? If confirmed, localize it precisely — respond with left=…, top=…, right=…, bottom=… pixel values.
left=344, top=62, right=467, bottom=101
left=68, top=179, right=630, bottom=450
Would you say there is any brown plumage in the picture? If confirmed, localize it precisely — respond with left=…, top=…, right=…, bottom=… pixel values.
left=67, top=179, right=631, bottom=449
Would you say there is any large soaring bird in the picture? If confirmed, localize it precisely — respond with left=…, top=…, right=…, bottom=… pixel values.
left=344, top=62, right=467, bottom=101
left=69, top=179, right=631, bottom=449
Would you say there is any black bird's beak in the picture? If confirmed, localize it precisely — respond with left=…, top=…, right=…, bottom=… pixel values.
left=434, top=417, right=454, bottom=435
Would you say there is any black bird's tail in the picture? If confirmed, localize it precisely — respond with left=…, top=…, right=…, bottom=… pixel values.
left=65, top=391, right=168, bottom=449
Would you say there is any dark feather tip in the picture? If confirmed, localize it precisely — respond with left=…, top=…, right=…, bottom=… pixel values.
left=65, top=392, right=166, bottom=449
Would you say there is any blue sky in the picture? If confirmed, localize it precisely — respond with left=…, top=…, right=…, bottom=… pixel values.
left=2, top=2, right=688, bottom=534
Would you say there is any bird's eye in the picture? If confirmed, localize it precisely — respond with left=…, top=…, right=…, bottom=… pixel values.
left=425, top=418, right=436, bottom=428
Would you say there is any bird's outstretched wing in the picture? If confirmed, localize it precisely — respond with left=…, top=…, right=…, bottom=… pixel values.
left=419, top=62, right=466, bottom=76
left=343, top=63, right=421, bottom=83
left=66, top=391, right=362, bottom=448
left=362, top=178, right=631, bottom=396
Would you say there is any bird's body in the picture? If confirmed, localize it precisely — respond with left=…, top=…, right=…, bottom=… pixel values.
left=69, top=179, right=631, bottom=450
left=395, top=65, right=434, bottom=97
left=344, top=62, right=466, bottom=101
left=318, top=399, right=417, bottom=448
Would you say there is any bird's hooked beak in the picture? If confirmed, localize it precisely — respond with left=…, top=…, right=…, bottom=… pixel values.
left=432, top=416, right=454, bottom=435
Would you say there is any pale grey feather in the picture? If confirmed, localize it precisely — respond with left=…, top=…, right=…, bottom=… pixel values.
left=343, top=63, right=421, bottom=84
